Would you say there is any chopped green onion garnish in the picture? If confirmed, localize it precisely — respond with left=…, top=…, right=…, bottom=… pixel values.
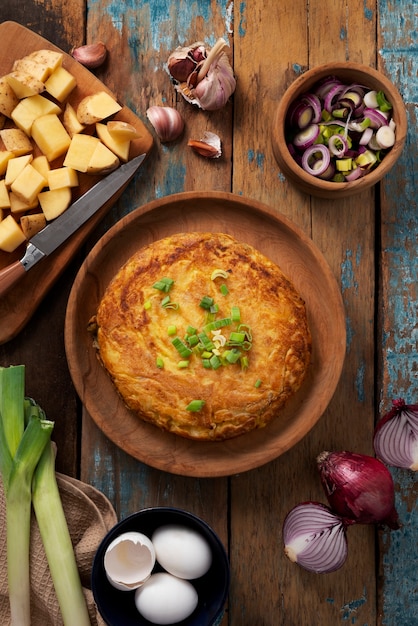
left=186, top=400, right=205, bottom=412
left=229, top=331, right=246, bottom=344
left=144, top=300, right=152, bottom=310
left=156, top=356, right=164, bottom=368
left=376, top=90, right=392, bottom=112
left=209, top=355, right=222, bottom=370
left=209, top=303, right=219, bottom=314
left=172, top=337, right=193, bottom=358
left=201, top=351, right=213, bottom=359
left=202, top=359, right=212, bottom=369
left=238, top=324, right=252, bottom=341
left=220, top=283, right=229, bottom=296
left=178, top=360, right=189, bottom=368
left=225, top=348, right=241, bottom=364
left=186, top=325, right=197, bottom=335
left=153, top=277, right=174, bottom=292
left=231, top=305, right=241, bottom=322
left=210, top=269, right=229, bottom=280
left=255, top=379, right=262, bottom=388
left=240, top=356, right=249, bottom=370
left=161, top=296, right=179, bottom=310
left=198, top=331, right=215, bottom=351
left=187, top=334, right=199, bottom=347
left=203, top=317, right=232, bottom=333
left=167, top=325, right=177, bottom=336
left=199, top=295, right=214, bottom=310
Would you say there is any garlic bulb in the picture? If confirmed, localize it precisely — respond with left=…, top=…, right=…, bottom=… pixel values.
left=71, top=42, right=107, bottom=69
left=188, top=131, right=222, bottom=158
left=167, top=38, right=236, bottom=111
left=146, top=106, right=185, bottom=142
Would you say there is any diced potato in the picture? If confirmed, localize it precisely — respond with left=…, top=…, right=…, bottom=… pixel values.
left=9, top=191, right=39, bottom=215
left=11, top=94, right=62, bottom=136
left=107, top=120, right=141, bottom=141
left=76, top=91, right=122, bottom=125
left=63, top=102, right=85, bottom=137
left=31, top=114, right=71, bottom=161
left=28, top=49, right=63, bottom=73
left=5, top=71, right=45, bottom=98
left=47, top=166, right=79, bottom=190
left=0, top=180, right=10, bottom=209
left=0, top=151, right=14, bottom=176
left=20, top=212, right=46, bottom=239
left=87, top=140, right=120, bottom=174
left=13, top=56, right=51, bottom=82
left=0, top=214, right=26, bottom=252
left=38, top=187, right=72, bottom=220
left=5, top=154, right=33, bottom=186
left=11, top=163, right=47, bottom=205
left=31, top=155, right=50, bottom=180
left=0, top=76, right=19, bottom=117
left=45, top=66, right=77, bottom=101
left=0, top=128, right=33, bottom=155
left=96, top=122, right=130, bottom=162
left=63, top=134, right=100, bottom=172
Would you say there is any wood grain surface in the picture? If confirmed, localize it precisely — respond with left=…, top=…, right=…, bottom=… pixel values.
left=0, top=1, right=417, bottom=625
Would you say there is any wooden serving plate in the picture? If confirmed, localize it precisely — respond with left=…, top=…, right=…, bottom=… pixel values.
left=65, top=192, right=346, bottom=477
left=0, top=22, right=153, bottom=344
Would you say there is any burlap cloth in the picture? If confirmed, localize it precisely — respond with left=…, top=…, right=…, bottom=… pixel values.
left=0, top=472, right=118, bottom=625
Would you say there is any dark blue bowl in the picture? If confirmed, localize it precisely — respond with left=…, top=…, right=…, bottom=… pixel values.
left=92, top=507, right=229, bottom=626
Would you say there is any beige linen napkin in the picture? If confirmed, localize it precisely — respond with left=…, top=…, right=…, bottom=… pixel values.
left=0, top=472, right=117, bottom=625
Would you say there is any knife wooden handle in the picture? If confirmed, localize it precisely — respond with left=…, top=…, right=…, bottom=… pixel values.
left=0, top=260, right=26, bottom=299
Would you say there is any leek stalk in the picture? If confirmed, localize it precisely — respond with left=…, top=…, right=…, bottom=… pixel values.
left=32, top=441, right=91, bottom=626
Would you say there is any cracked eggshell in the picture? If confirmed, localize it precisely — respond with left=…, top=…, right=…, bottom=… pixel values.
left=104, top=531, right=156, bottom=591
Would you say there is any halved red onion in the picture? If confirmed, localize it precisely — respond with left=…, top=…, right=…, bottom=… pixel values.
left=283, top=502, right=349, bottom=574
left=301, top=144, right=330, bottom=176
left=374, top=398, right=418, bottom=470
left=317, top=450, right=400, bottom=529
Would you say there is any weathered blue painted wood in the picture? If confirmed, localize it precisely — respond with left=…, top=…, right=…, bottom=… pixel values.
left=378, top=1, right=418, bottom=624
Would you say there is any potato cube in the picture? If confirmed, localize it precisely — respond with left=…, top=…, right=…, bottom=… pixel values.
left=0, top=76, right=19, bottom=117
left=20, top=212, right=46, bottom=239
left=87, top=140, right=120, bottom=174
left=0, top=151, right=14, bottom=176
left=31, top=114, right=71, bottom=161
left=76, top=91, right=122, bottom=125
left=11, top=94, right=62, bottom=136
left=11, top=163, right=47, bottom=205
left=31, top=155, right=50, bottom=180
left=0, top=128, right=33, bottom=156
left=63, top=134, right=100, bottom=172
left=5, top=71, right=45, bottom=98
left=45, top=66, right=77, bottom=101
left=28, top=49, right=63, bottom=73
left=0, top=180, right=10, bottom=209
left=96, top=122, right=130, bottom=162
left=9, top=192, right=39, bottom=215
left=5, top=154, right=33, bottom=186
left=63, top=102, right=85, bottom=137
left=0, top=214, right=26, bottom=251
left=38, top=187, right=72, bottom=220
left=13, top=56, right=51, bottom=82
left=107, top=120, right=141, bottom=141
left=47, top=166, right=79, bottom=190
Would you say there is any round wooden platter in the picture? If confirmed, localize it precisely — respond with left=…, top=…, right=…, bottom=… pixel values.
left=65, top=192, right=346, bottom=477
left=0, top=22, right=153, bottom=345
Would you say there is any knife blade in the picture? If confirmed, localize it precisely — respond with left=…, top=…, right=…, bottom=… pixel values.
left=0, top=153, right=145, bottom=298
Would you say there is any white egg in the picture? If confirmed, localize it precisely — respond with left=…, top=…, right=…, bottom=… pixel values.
left=134, top=572, right=198, bottom=624
left=104, top=531, right=156, bottom=591
left=151, top=524, right=212, bottom=579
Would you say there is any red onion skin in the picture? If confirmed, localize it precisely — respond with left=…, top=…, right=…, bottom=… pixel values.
left=317, top=450, right=400, bottom=529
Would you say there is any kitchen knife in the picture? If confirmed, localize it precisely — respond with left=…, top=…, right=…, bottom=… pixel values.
left=0, top=153, right=145, bottom=298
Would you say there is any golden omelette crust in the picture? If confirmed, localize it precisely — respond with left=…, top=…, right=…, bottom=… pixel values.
left=91, top=232, right=311, bottom=441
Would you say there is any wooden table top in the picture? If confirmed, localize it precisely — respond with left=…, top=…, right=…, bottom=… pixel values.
left=0, top=1, right=417, bottom=624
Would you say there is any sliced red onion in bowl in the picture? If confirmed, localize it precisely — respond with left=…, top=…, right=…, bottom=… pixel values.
left=374, top=398, right=418, bottom=470
left=293, top=124, right=320, bottom=149
left=301, top=144, right=330, bottom=176
left=283, top=502, right=349, bottom=574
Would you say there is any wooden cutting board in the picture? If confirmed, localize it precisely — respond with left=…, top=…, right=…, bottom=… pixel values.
left=0, top=21, right=153, bottom=344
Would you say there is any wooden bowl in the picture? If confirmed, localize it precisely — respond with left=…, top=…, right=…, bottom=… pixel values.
left=272, top=62, right=407, bottom=198
left=65, top=191, right=346, bottom=477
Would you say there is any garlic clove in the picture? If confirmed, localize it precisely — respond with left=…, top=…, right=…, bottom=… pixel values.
left=188, top=131, right=222, bottom=158
left=104, top=531, right=156, bottom=591
left=71, top=42, right=107, bottom=69
left=167, top=42, right=206, bottom=83
left=146, top=106, right=185, bottom=143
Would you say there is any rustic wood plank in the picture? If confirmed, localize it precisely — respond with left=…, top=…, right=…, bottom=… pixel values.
left=377, top=1, right=418, bottom=624
left=230, top=1, right=377, bottom=623
left=0, top=1, right=86, bottom=478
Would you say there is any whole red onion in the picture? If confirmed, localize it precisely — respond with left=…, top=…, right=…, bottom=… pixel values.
left=317, top=450, right=400, bottom=529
